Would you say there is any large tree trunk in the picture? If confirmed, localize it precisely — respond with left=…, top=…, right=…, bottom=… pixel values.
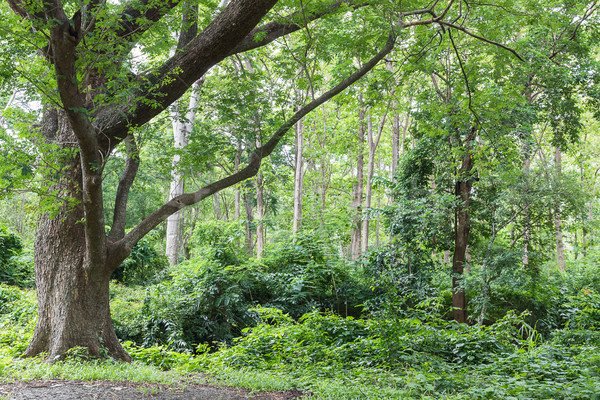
left=24, top=111, right=130, bottom=361
left=26, top=206, right=130, bottom=362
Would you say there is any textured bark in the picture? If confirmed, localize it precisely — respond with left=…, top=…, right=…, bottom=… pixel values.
left=25, top=112, right=130, bottom=361
left=27, top=206, right=130, bottom=362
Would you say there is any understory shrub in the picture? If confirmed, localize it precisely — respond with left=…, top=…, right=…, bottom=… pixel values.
left=0, top=226, right=32, bottom=287
left=114, top=232, right=372, bottom=350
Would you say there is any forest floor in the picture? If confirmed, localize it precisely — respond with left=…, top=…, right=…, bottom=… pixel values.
left=0, top=379, right=304, bottom=399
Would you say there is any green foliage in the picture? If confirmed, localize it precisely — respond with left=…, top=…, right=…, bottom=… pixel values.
left=111, top=236, right=167, bottom=285
left=0, top=226, right=32, bottom=287
left=111, top=233, right=371, bottom=350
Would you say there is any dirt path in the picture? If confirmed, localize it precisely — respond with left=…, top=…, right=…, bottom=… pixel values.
left=0, top=379, right=304, bottom=399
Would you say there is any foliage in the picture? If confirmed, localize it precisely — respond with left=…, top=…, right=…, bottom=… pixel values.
left=111, top=235, right=168, bottom=285
left=0, top=225, right=31, bottom=287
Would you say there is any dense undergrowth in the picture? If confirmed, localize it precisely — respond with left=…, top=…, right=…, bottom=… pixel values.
left=1, top=227, right=600, bottom=398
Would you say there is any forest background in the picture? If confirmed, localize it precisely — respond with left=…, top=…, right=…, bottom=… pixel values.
left=1, top=0, right=600, bottom=398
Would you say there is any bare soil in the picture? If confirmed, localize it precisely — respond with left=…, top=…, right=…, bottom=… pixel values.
left=0, top=379, right=304, bottom=399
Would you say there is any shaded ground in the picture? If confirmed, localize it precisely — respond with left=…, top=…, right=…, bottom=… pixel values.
left=0, top=379, right=304, bottom=399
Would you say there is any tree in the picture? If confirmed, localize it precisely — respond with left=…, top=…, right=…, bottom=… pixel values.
left=2, top=0, right=550, bottom=360
left=1, top=0, right=406, bottom=361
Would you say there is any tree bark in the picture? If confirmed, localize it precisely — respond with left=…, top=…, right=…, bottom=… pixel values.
left=255, top=171, right=265, bottom=258
left=350, top=96, right=366, bottom=260
left=292, top=117, right=305, bottom=234
left=243, top=191, right=254, bottom=256
left=522, top=156, right=532, bottom=267
left=25, top=112, right=130, bottom=361
left=452, top=127, right=476, bottom=324
left=554, top=147, right=566, bottom=271
left=362, top=111, right=386, bottom=253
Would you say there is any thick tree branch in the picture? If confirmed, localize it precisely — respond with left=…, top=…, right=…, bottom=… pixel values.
left=227, top=0, right=363, bottom=56
left=108, top=134, right=140, bottom=243
left=114, top=0, right=181, bottom=40
left=111, top=32, right=396, bottom=265
left=95, top=0, right=278, bottom=144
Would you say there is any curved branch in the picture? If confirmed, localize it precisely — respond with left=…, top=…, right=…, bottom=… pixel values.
left=438, top=20, right=524, bottom=62
left=114, top=0, right=181, bottom=40
left=227, top=0, right=364, bottom=56
left=112, top=32, right=396, bottom=264
left=95, top=0, right=278, bottom=143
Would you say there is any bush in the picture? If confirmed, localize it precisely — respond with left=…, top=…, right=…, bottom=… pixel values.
left=0, top=226, right=32, bottom=287
left=111, top=236, right=167, bottom=285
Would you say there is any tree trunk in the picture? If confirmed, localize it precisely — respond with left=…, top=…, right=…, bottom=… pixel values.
left=165, top=79, right=202, bottom=265
left=292, top=117, right=304, bottom=234
left=350, top=99, right=365, bottom=260
left=361, top=114, right=374, bottom=253
left=392, top=105, right=400, bottom=178
left=244, top=192, right=254, bottom=256
left=362, top=111, right=385, bottom=253
left=234, top=144, right=242, bottom=220
left=522, top=157, right=532, bottom=267
left=25, top=111, right=130, bottom=361
left=452, top=128, right=475, bottom=324
left=554, top=147, right=566, bottom=271
left=26, top=206, right=130, bottom=362
left=256, top=171, right=265, bottom=258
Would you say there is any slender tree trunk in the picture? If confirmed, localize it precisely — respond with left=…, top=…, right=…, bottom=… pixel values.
left=522, top=157, right=532, bottom=267
left=319, top=106, right=329, bottom=228
left=452, top=128, right=475, bottom=324
left=361, top=114, right=374, bottom=253
left=554, top=147, right=566, bottom=271
left=234, top=144, right=242, bottom=220
left=292, top=117, right=304, bottom=234
left=392, top=105, right=400, bottom=178
left=256, top=171, right=265, bottom=258
left=165, top=81, right=202, bottom=265
left=244, top=192, right=253, bottom=256
left=362, top=112, right=386, bottom=253
left=350, top=100, right=365, bottom=260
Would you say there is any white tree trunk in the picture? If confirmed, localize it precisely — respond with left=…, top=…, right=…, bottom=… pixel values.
left=292, top=117, right=304, bottom=234
left=554, top=147, right=566, bottom=271
left=350, top=102, right=365, bottom=260
left=362, top=112, right=386, bottom=253
left=165, top=80, right=202, bottom=265
left=256, top=170, right=265, bottom=258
